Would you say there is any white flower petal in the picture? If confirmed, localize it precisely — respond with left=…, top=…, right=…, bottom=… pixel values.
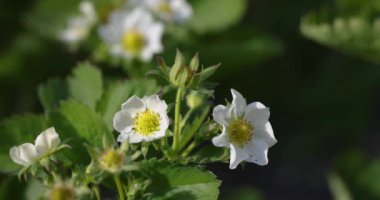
left=145, top=23, right=164, bottom=51
left=171, top=0, right=192, bottom=22
left=212, top=127, right=229, bottom=147
left=231, top=89, right=247, bottom=118
left=18, top=143, right=39, bottom=164
left=79, top=1, right=96, bottom=22
left=254, top=122, right=277, bottom=147
left=99, top=11, right=124, bottom=43
left=117, top=131, right=131, bottom=143
left=35, top=127, right=60, bottom=155
left=125, top=9, right=152, bottom=31
left=159, top=113, right=170, bottom=131
left=10, top=147, right=29, bottom=166
left=245, top=139, right=270, bottom=166
left=128, top=132, right=145, bottom=143
left=229, top=144, right=250, bottom=169
left=121, top=96, right=146, bottom=114
left=140, top=22, right=164, bottom=61
left=212, top=105, right=231, bottom=126
left=113, top=110, right=134, bottom=133
left=244, top=102, right=270, bottom=127
left=140, top=49, right=154, bottom=62
left=144, top=130, right=166, bottom=142
left=59, top=17, right=90, bottom=43
left=143, top=95, right=167, bottom=113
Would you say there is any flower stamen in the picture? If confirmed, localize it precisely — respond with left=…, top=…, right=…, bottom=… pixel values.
left=122, top=30, right=145, bottom=55
left=157, top=2, right=172, bottom=13
left=133, top=109, right=161, bottom=136
left=228, top=118, right=253, bottom=147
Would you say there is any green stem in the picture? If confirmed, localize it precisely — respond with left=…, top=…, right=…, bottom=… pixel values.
left=93, top=186, right=101, bottom=200
left=114, top=175, right=125, bottom=200
left=181, top=140, right=199, bottom=157
left=180, top=108, right=194, bottom=129
left=172, top=87, right=183, bottom=151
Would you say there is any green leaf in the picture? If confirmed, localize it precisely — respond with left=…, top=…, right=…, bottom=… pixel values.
left=190, top=0, right=247, bottom=33
left=68, top=63, right=103, bottom=110
left=141, top=159, right=221, bottom=200
left=178, top=106, right=210, bottom=151
left=98, top=79, right=159, bottom=130
left=38, top=78, right=68, bottom=112
left=189, top=144, right=228, bottom=164
left=356, top=160, right=380, bottom=198
left=49, top=100, right=114, bottom=163
left=224, top=187, right=263, bottom=200
left=198, top=64, right=220, bottom=82
left=0, top=114, right=49, bottom=173
left=98, top=80, right=133, bottom=131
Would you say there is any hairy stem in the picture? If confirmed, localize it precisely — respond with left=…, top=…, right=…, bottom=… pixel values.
left=182, top=140, right=199, bottom=157
left=114, top=175, right=125, bottom=200
left=172, top=87, right=183, bottom=151
left=93, top=186, right=101, bottom=200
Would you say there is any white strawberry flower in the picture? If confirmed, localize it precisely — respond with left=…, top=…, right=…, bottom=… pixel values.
left=99, top=8, right=164, bottom=61
left=131, top=0, right=193, bottom=23
left=113, top=95, right=169, bottom=143
left=9, top=127, right=63, bottom=167
left=59, top=1, right=97, bottom=45
left=212, top=89, right=277, bottom=169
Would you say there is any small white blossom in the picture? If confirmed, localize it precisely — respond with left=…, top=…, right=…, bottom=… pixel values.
left=131, top=0, right=192, bottom=23
left=212, top=89, right=277, bottom=169
left=10, top=127, right=61, bottom=167
left=99, top=8, right=164, bottom=61
left=59, top=1, right=96, bottom=45
left=113, top=95, right=169, bottom=143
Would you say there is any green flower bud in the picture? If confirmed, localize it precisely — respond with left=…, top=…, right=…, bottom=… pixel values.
left=186, top=91, right=205, bottom=109
left=152, top=50, right=220, bottom=88
left=169, top=50, right=194, bottom=87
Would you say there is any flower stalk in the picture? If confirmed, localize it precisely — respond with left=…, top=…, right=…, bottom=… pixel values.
left=181, top=140, right=199, bottom=157
left=172, top=87, right=183, bottom=151
left=114, top=175, right=125, bottom=200
left=93, top=186, right=101, bottom=200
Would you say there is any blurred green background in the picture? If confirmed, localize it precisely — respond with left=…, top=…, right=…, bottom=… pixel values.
left=1, top=0, right=380, bottom=199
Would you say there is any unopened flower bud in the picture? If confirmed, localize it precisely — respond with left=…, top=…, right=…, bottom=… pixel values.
left=186, top=91, right=205, bottom=109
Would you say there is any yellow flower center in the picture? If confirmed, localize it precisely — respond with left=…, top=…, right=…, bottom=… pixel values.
left=100, top=149, right=124, bottom=173
left=228, top=118, right=254, bottom=147
left=122, top=30, right=145, bottom=55
left=157, top=2, right=172, bottom=13
left=133, top=109, right=161, bottom=136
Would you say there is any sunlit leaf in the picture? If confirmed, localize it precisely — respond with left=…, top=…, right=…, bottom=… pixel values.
left=140, top=159, right=221, bottom=200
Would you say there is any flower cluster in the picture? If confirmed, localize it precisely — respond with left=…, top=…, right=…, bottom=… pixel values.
left=59, top=0, right=193, bottom=62
left=8, top=51, right=277, bottom=199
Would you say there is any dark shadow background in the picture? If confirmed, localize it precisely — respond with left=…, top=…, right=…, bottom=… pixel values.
left=1, top=0, right=380, bottom=199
